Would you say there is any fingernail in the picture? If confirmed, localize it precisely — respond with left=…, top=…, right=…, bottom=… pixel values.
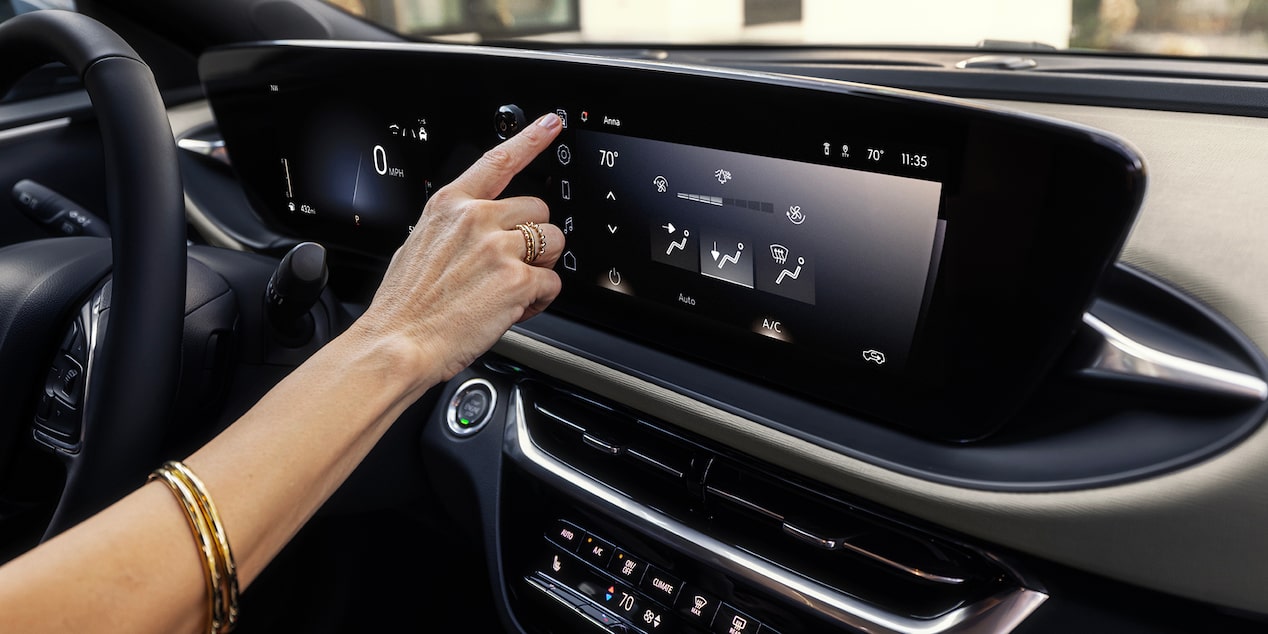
left=537, top=112, right=561, bottom=130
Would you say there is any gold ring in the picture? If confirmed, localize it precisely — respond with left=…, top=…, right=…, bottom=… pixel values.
left=526, top=221, right=546, bottom=259
left=515, top=223, right=537, bottom=264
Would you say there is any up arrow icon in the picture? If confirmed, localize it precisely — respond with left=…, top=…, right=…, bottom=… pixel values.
left=606, top=191, right=616, bottom=200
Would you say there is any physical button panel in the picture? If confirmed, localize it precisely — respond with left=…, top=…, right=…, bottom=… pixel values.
left=537, top=519, right=780, bottom=634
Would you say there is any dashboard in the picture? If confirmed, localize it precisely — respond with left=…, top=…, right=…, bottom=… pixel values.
left=204, top=42, right=1145, bottom=443
left=195, top=41, right=1268, bottom=634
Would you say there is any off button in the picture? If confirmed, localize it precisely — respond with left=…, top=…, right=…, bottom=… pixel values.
left=446, top=378, right=497, bottom=436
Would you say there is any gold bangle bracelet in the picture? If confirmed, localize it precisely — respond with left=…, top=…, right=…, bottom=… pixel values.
left=166, top=461, right=240, bottom=633
left=149, top=461, right=240, bottom=634
left=149, top=466, right=221, bottom=634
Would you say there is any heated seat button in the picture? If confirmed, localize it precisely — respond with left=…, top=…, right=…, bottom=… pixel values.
left=638, top=566, right=683, bottom=606
left=607, top=549, right=647, bottom=584
left=579, top=533, right=616, bottom=568
left=539, top=547, right=583, bottom=587
left=676, top=589, right=720, bottom=629
left=712, top=603, right=762, bottom=634
left=547, top=519, right=584, bottom=553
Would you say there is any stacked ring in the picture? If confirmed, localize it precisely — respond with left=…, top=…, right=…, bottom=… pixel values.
left=515, top=223, right=536, bottom=264
left=526, top=221, right=546, bottom=259
left=515, top=222, right=548, bottom=264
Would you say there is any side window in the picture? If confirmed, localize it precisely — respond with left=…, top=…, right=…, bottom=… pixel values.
left=0, top=0, right=82, bottom=103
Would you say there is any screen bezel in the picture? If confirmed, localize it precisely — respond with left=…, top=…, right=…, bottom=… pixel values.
left=200, top=42, right=1145, bottom=440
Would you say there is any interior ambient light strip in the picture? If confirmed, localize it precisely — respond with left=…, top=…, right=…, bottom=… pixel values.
left=505, top=388, right=1048, bottom=634
left=1082, top=313, right=1268, bottom=401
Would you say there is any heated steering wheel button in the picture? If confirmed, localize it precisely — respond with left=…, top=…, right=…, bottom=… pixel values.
left=51, top=355, right=84, bottom=407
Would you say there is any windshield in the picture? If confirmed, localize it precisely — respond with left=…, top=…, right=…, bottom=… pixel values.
left=323, top=0, right=1268, bottom=59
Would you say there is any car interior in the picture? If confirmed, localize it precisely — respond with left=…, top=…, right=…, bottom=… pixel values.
left=2, top=1, right=1268, bottom=632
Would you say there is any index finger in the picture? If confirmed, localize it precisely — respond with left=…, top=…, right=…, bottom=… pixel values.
left=447, top=112, right=563, bottom=200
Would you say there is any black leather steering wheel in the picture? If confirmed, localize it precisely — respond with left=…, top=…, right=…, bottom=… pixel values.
left=0, top=10, right=185, bottom=539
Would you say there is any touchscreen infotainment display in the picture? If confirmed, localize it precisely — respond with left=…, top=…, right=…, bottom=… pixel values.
left=553, top=129, right=944, bottom=373
left=203, top=43, right=1144, bottom=439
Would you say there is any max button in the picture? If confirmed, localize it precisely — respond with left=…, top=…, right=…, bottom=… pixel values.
left=676, top=589, right=720, bottom=628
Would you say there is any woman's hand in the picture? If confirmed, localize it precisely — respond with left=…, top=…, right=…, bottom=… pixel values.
left=354, top=112, right=565, bottom=394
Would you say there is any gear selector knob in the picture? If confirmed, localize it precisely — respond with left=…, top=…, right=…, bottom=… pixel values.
left=265, top=241, right=328, bottom=344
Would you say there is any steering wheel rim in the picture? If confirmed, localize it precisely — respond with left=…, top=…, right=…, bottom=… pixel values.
left=0, top=10, right=185, bottom=538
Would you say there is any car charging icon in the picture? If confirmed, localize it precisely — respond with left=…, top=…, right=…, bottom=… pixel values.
left=862, top=349, right=886, bottom=365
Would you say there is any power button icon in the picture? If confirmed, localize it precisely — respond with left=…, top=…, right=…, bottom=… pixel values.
left=446, top=378, right=498, bottom=436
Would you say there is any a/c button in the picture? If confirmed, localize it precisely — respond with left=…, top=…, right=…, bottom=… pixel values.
left=578, top=533, right=615, bottom=568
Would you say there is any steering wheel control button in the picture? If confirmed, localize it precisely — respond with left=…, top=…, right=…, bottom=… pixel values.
left=50, top=355, right=84, bottom=407
left=639, top=566, right=683, bottom=606
left=445, top=379, right=497, bottom=437
left=579, top=533, right=616, bottom=568
left=35, top=397, right=77, bottom=440
left=548, top=520, right=584, bottom=553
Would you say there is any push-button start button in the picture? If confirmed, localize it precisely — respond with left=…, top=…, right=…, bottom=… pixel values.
left=446, top=378, right=497, bottom=436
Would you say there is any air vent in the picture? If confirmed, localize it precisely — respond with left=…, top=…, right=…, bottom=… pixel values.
left=517, top=379, right=1037, bottom=626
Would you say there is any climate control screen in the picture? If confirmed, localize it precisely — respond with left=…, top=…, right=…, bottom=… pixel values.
left=551, top=128, right=944, bottom=373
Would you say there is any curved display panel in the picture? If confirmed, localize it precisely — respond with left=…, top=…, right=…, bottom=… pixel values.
left=201, top=42, right=1144, bottom=440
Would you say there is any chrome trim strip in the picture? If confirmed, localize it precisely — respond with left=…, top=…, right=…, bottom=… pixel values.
left=0, top=117, right=70, bottom=145
left=1082, top=313, right=1268, bottom=401
left=781, top=521, right=840, bottom=549
left=176, top=136, right=226, bottom=156
left=581, top=433, right=620, bottom=455
left=779, top=522, right=966, bottom=585
left=534, top=404, right=586, bottom=433
left=626, top=448, right=685, bottom=479
left=507, top=388, right=1048, bottom=634
left=706, top=485, right=784, bottom=522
